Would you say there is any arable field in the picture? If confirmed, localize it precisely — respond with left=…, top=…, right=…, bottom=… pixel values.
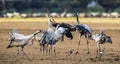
left=0, top=18, right=120, bottom=64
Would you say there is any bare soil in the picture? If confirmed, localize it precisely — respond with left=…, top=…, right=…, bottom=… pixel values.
left=0, top=22, right=120, bottom=64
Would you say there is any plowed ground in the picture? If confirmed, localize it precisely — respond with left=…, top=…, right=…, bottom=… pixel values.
left=0, top=22, right=120, bottom=64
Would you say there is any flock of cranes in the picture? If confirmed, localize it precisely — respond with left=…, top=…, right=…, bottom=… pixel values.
left=7, top=13, right=112, bottom=60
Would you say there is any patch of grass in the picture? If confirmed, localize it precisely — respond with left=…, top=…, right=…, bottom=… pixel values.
left=0, top=17, right=120, bottom=24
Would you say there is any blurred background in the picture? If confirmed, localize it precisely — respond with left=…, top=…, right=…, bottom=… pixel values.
left=0, top=0, right=120, bottom=18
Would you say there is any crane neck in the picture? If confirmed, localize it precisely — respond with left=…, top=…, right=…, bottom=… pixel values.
left=25, top=31, right=39, bottom=41
left=76, top=14, right=80, bottom=24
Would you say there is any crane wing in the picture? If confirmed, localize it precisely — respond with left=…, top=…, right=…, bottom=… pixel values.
left=82, top=24, right=92, bottom=33
left=76, top=24, right=85, bottom=32
left=56, top=23, right=76, bottom=31
left=76, top=24, right=92, bottom=33
left=57, top=27, right=73, bottom=39
left=64, top=29, right=73, bottom=39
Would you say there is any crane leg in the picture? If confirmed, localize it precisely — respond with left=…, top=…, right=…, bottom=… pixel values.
left=87, top=42, right=90, bottom=54
left=100, top=44, right=105, bottom=58
left=48, top=45, right=50, bottom=54
left=48, top=45, right=52, bottom=55
left=75, top=35, right=82, bottom=55
left=40, top=45, right=42, bottom=52
left=99, top=44, right=102, bottom=59
left=101, top=44, right=105, bottom=52
left=7, top=41, right=12, bottom=49
left=39, top=44, right=43, bottom=54
left=85, top=36, right=90, bottom=54
left=42, top=44, right=45, bottom=55
left=96, top=43, right=99, bottom=58
left=21, top=47, right=32, bottom=61
left=45, top=44, right=48, bottom=55
left=96, top=43, right=102, bottom=59
left=15, top=49, right=20, bottom=61
left=53, top=45, right=56, bottom=55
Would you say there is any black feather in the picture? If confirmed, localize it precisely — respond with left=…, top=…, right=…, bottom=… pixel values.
left=52, top=22, right=76, bottom=31
left=64, top=29, right=73, bottom=39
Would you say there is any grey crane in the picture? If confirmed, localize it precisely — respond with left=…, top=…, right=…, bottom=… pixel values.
left=50, top=13, right=92, bottom=54
left=92, top=30, right=112, bottom=59
left=38, top=16, right=73, bottom=55
left=75, top=13, right=92, bottom=54
left=7, top=29, right=41, bottom=60
left=49, top=17, right=76, bottom=31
